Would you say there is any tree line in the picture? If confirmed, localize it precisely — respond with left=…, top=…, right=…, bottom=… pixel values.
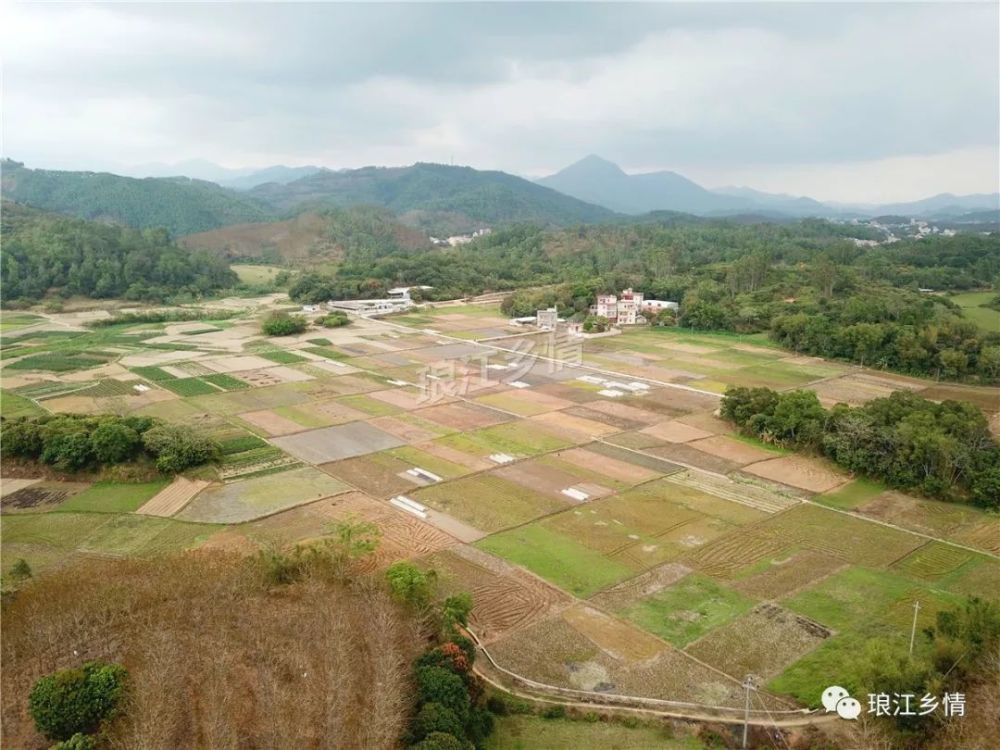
left=721, top=387, right=1000, bottom=508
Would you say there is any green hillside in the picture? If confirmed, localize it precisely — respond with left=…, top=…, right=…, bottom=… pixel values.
left=0, top=201, right=237, bottom=305
left=249, top=162, right=617, bottom=227
left=1, top=160, right=273, bottom=236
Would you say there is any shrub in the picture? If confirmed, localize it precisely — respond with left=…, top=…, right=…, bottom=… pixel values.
left=410, top=732, right=465, bottom=750
left=260, top=311, right=307, bottom=336
left=485, top=696, right=508, bottom=716
left=416, top=644, right=469, bottom=676
left=411, top=702, right=464, bottom=743
left=442, top=593, right=473, bottom=632
left=28, top=661, right=127, bottom=740
left=52, top=733, right=98, bottom=750
left=141, top=424, right=219, bottom=473
left=0, top=419, right=44, bottom=458
left=450, top=635, right=476, bottom=667
left=9, top=558, right=32, bottom=582
left=415, top=667, right=470, bottom=723
left=540, top=705, right=565, bottom=719
left=317, top=311, right=350, bottom=328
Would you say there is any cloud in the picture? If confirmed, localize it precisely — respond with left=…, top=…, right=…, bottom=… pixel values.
left=2, top=2, right=997, bottom=202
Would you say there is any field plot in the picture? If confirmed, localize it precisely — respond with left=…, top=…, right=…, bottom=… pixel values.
left=494, top=458, right=614, bottom=501
left=553, top=446, right=663, bottom=484
left=782, top=566, right=921, bottom=631
left=486, top=614, right=757, bottom=707
left=741, top=455, right=848, bottom=494
left=271, top=421, right=405, bottom=464
left=136, top=477, right=212, bottom=517
left=76, top=514, right=219, bottom=556
left=321, top=453, right=419, bottom=497
left=58, top=480, right=170, bottom=513
left=414, top=474, right=566, bottom=534
left=368, top=414, right=456, bottom=443
left=615, top=573, right=755, bottom=647
left=177, top=467, right=349, bottom=523
left=687, top=435, right=780, bottom=466
left=1, top=481, right=90, bottom=512
left=854, top=490, right=999, bottom=551
left=730, top=549, right=846, bottom=600
left=189, top=383, right=312, bottom=416
left=486, top=715, right=696, bottom=750
left=814, top=478, right=885, bottom=510
left=248, top=491, right=456, bottom=567
left=413, top=401, right=513, bottom=431
left=429, top=546, right=571, bottom=643
left=436, top=420, right=577, bottom=460
left=686, top=603, right=830, bottom=679
left=640, top=420, right=714, bottom=443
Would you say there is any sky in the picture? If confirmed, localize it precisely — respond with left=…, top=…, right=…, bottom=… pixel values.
left=2, top=1, right=998, bottom=203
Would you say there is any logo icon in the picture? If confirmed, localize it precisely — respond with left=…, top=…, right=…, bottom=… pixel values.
left=821, top=686, right=861, bottom=720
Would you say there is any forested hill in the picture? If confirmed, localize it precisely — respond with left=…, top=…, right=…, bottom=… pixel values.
left=248, top=162, right=617, bottom=227
left=1, top=160, right=272, bottom=236
left=0, top=201, right=237, bottom=305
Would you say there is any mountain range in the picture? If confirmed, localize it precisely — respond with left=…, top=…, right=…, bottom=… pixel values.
left=3, top=156, right=996, bottom=240
left=536, top=155, right=999, bottom=219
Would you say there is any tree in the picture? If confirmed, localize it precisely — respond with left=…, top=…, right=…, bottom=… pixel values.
left=260, top=311, right=308, bottom=336
left=385, top=561, right=435, bottom=610
left=441, top=593, right=473, bottom=633
left=971, top=467, right=1000, bottom=510
left=89, top=422, right=140, bottom=464
left=414, top=667, right=470, bottom=723
left=411, top=703, right=464, bottom=743
left=141, top=424, right=218, bottom=473
left=582, top=314, right=609, bottom=333
left=28, top=661, right=127, bottom=741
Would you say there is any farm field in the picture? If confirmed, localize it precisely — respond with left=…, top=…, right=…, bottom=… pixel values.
left=2, top=299, right=997, bottom=716
left=950, top=290, right=1000, bottom=331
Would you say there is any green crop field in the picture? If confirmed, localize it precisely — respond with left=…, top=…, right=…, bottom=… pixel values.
left=617, top=573, right=755, bottom=646
left=57, top=480, right=170, bottom=514
left=476, top=523, right=634, bottom=596
left=159, top=377, right=223, bottom=396
left=201, top=373, right=251, bottom=391
left=783, top=566, right=920, bottom=631
left=0, top=390, right=46, bottom=418
left=6, top=351, right=112, bottom=372
left=815, top=478, right=886, bottom=510
left=259, top=350, right=308, bottom=364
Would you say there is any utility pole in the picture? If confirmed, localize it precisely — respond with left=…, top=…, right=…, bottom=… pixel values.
left=741, top=674, right=756, bottom=749
left=909, top=600, right=921, bottom=656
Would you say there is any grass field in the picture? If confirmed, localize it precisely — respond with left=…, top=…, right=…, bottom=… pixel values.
left=0, top=390, right=46, bottom=418
left=476, top=523, right=634, bottom=596
left=232, top=264, right=284, bottom=285
left=951, top=290, right=1000, bottom=331
left=159, top=377, right=223, bottom=396
left=57, top=480, right=171, bottom=514
left=6, top=351, right=112, bottom=372
left=814, top=478, right=886, bottom=510
left=486, top=715, right=699, bottom=750
left=617, top=573, right=755, bottom=646
left=415, top=474, right=567, bottom=533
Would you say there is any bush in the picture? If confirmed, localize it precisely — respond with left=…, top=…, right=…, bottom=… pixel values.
left=317, top=311, right=350, bottom=328
left=410, top=732, right=465, bottom=750
left=415, top=667, right=470, bottom=723
left=485, top=696, right=508, bottom=716
left=9, top=558, right=32, bottom=583
left=141, top=424, right=219, bottom=473
left=28, top=661, right=127, bottom=740
left=411, top=702, right=464, bottom=743
left=540, top=705, right=565, bottom=719
left=52, top=733, right=98, bottom=750
left=260, top=311, right=308, bottom=336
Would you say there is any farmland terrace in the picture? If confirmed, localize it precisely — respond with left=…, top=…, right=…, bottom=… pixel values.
left=1, top=300, right=997, bottom=714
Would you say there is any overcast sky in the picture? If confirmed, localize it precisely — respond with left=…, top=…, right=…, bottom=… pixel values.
left=3, top=2, right=998, bottom=203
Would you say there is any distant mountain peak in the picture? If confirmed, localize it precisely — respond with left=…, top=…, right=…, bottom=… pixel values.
left=558, top=154, right=628, bottom=178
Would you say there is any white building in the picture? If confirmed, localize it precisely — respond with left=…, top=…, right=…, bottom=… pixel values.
left=591, top=288, right=645, bottom=325
left=536, top=307, right=559, bottom=329
left=387, top=285, right=433, bottom=301
left=641, top=299, right=679, bottom=313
